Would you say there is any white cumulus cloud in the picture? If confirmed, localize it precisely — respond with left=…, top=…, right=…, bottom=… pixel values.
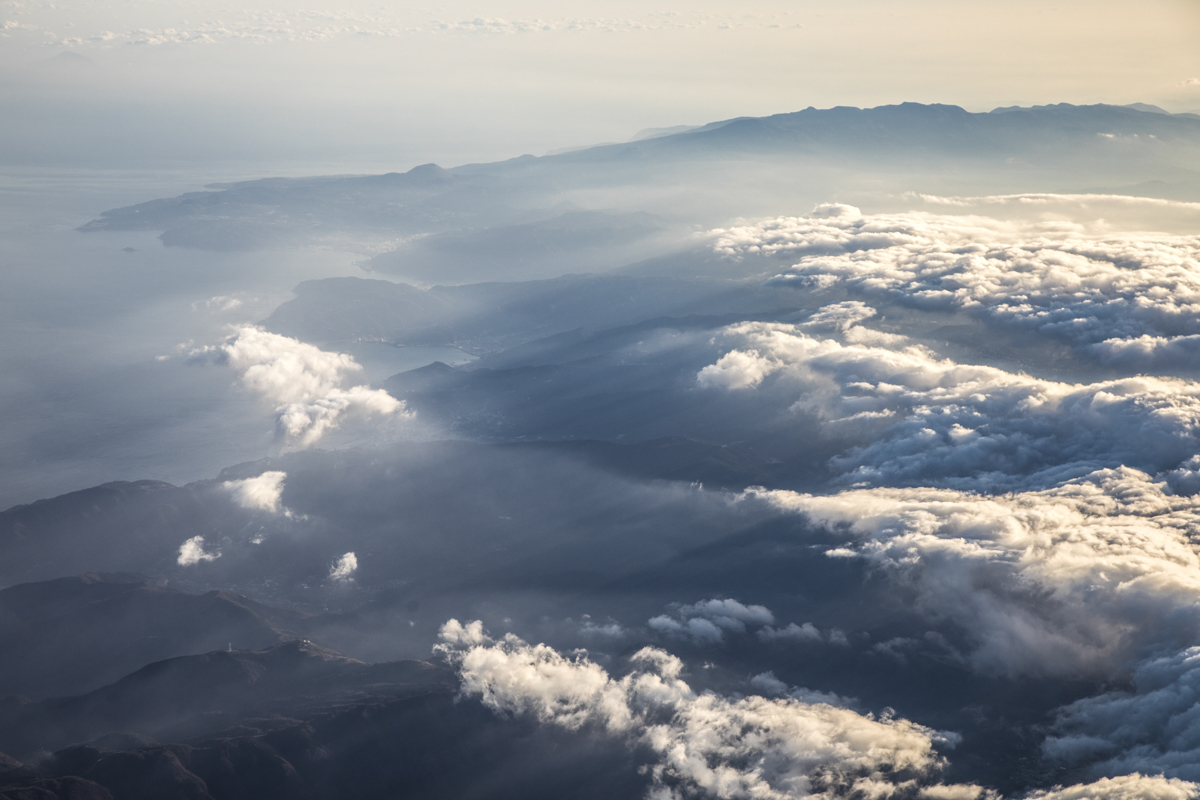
left=222, top=470, right=287, bottom=514
left=797, top=300, right=877, bottom=332
left=177, top=535, right=220, bottom=566
left=190, top=326, right=410, bottom=446
left=329, top=551, right=357, bottom=582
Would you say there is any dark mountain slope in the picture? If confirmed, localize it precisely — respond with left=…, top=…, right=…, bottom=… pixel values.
left=0, top=482, right=198, bottom=586
left=3, top=691, right=647, bottom=800
left=0, top=640, right=451, bottom=757
left=0, top=643, right=644, bottom=800
left=0, top=574, right=311, bottom=699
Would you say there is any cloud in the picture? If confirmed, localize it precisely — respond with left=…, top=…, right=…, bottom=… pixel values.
left=1040, top=645, right=1200, bottom=782
left=748, top=671, right=792, bottom=696
left=698, top=318, right=1200, bottom=490
left=578, top=618, right=628, bottom=639
left=746, top=466, right=1200, bottom=681
left=29, top=8, right=726, bottom=49
left=648, top=598, right=774, bottom=645
left=1165, top=455, right=1200, bottom=496
left=190, top=326, right=409, bottom=446
left=197, top=295, right=244, bottom=313
left=748, top=672, right=851, bottom=707
left=709, top=206, right=1200, bottom=366
left=433, top=17, right=553, bottom=34
left=177, top=535, right=220, bottom=566
left=1088, top=334, right=1200, bottom=370
left=736, top=460, right=1200, bottom=781
left=440, top=621, right=1191, bottom=798
left=1023, top=774, right=1198, bottom=800
left=912, top=192, right=1200, bottom=213
left=695, top=305, right=1200, bottom=778
left=329, top=551, right=357, bottom=582
left=222, top=470, right=287, bottom=513
left=695, top=347, right=780, bottom=391
left=44, top=13, right=419, bottom=47
left=436, top=621, right=969, bottom=800
left=647, top=615, right=724, bottom=645
left=918, top=786, right=996, bottom=800
left=797, top=300, right=876, bottom=332
left=758, top=622, right=848, bottom=646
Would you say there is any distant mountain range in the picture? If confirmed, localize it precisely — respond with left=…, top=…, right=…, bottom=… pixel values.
left=76, top=103, right=1200, bottom=271
left=541, top=101, right=1200, bottom=162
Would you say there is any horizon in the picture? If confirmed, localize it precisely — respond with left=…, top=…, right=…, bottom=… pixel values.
left=2, top=0, right=1197, bottom=168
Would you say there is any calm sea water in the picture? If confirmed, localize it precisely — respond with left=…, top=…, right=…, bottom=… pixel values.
left=0, top=167, right=472, bottom=509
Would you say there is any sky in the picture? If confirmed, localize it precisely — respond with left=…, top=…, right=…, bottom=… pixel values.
left=2, top=0, right=1199, bottom=169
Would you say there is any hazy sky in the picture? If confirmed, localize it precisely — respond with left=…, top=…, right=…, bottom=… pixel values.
left=2, top=0, right=1199, bottom=168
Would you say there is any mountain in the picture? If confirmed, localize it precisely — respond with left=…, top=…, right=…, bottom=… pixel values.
left=0, top=640, right=451, bottom=756
left=1, top=481, right=186, bottom=583
left=0, top=642, right=643, bottom=800
left=0, top=573, right=312, bottom=699
left=0, top=481, right=235, bottom=587
left=552, top=102, right=1200, bottom=162
left=75, top=103, right=1200, bottom=260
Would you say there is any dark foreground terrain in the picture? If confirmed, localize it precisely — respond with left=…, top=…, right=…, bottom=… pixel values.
left=0, top=633, right=646, bottom=800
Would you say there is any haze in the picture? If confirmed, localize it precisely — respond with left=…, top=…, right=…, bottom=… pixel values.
left=0, top=0, right=1197, bottom=167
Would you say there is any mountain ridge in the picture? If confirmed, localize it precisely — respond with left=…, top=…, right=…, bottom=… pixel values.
left=75, top=102, right=1200, bottom=257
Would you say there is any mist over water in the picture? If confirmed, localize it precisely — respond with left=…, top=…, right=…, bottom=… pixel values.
left=0, top=167, right=406, bottom=507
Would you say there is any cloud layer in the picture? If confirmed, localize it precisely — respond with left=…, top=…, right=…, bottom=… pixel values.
left=739, top=460, right=1200, bottom=783
left=699, top=319, right=1200, bottom=490
left=749, top=466, right=1200, bottom=680
left=1046, top=647, right=1200, bottom=781
left=710, top=205, right=1200, bottom=369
